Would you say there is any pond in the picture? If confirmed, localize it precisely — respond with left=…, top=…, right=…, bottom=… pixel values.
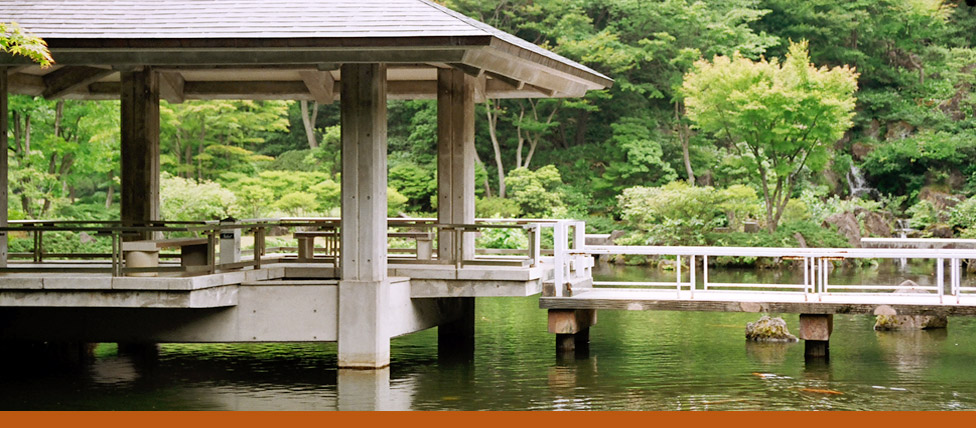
left=1, top=260, right=974, bottom=410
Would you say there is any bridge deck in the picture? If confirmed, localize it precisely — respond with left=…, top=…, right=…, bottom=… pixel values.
left=540, top=288, right=976, bottom=316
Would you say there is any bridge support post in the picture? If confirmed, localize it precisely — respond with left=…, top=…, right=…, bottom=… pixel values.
left=436, top=67, right=476, bottom=261
left=549, top=309, right=597, bottom=352
left=120, top=68, right=161, bottom=241
left=438, top=297, right=475, bottom=360
left=0, top=69, right=8, bottom=268
left=338, top=63, right=391, bottom=369
left=798, top=314, right=833, bottom=359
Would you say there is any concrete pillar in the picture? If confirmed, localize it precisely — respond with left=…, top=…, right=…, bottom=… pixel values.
left=0, top=68, right=8, bottom=267
left=119, top=69, right=160, bottom=240
left=337, top=368, right=411, bottom=410
left=437, top=297, right=475, bottom=359
left=338, top=63, right=391, bottom=369
left=549, top=309, right=597, bottom=353
left=436, top=68, right=476, bottom=262
left=799, top=314, right=833, bottom=359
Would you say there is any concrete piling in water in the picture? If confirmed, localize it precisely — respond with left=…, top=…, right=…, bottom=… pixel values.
left=798, top=314, right=833, bottom=359
left=549, top=309, right=596, bottom=353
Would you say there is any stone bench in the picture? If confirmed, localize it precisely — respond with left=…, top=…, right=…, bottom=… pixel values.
left=294, top=230, right=339, bottom=262
left=388, top=231, right=434, bottom=260
left=121, top=238, right=209, bottom=276
left=294, top=230, right=434, bottom=261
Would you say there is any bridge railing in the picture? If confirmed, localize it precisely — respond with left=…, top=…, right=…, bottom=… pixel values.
left=0, top=217, right=557, bottom=276
left=583, top=245, right=975, bottom=303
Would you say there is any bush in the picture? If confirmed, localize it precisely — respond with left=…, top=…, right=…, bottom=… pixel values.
left=476, top=197, right=522, bottom=218
left=949, top=198, right=976, bottom=231
left=160, top=174, right=237, bottom=221
left=506, top=165, right=567, bottom=217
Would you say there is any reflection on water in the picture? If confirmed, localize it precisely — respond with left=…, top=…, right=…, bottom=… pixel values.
left=1, top=261, right=976, bottom=410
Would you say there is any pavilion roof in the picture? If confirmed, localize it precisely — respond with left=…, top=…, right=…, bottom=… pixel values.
left=1, top=0, right=612, bottom=101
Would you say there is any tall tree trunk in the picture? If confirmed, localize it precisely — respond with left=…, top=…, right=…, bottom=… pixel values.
left=573, top=110, right=589, bottom=147
left=676, top=102, right=695, bottom=185
left=484, top=99, right=506, bottom=198
left=53, top=100, right=64, bottom=138
left=474, top=151, right=492, bottom=198
left=105, top=170, right=114, bottom=209
left=300, top=100, right=320, bottom=149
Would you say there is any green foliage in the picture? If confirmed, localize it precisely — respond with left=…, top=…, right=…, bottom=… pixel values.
left=906, top=199, right=938, bottom=230
left=0, top=22, right=53, bottom=66
left=682, top=40, right=858, bottom=231
left=476, top=224, right=529, bottom=250
left=476, top=197, right=522, bottom=218
left=949, top=197, right=976, bottom=231
left=506, top=165, right=567, bottom=217
left=389, top=162, right=436, bottom=212
left=160, top=174, right=237, bottom=221
left=860, top=131, right=976, bottom=198
left=595, top=117, right=677, bottom=198
left=705, top=220, right=851, bottom=265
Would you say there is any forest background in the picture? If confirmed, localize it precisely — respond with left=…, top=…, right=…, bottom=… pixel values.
left=5, top=0, right=976, bottom=260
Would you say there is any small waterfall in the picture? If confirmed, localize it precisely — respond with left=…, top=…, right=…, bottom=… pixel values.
left=848, top=166, right=879, bottom=199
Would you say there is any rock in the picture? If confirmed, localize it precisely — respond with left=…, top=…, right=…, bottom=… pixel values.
left=918, top=187, right=960, bottom=212
left=885, top=120, right=915, bottom=140
left=874, top=280, right=948, bottom=330
left=925, top=223, right=954, bottom=239
left=857, top=209, right=893, bottom=237
left=746, top=316, right=798, bottom=342
left=79, top=232, right=96, bottom=244
left=823, top=211, right=862, bottom=247
left=608, top=229, right=627, bottom=244
left=743, top=221, right=760, bottom=233
left=866, top=119, right=881, bottom=140
left=851, top=141, right=875, bottom=160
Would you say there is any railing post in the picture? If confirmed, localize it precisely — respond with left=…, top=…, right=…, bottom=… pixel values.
left=675, top=254, right=681, bottom=297
left=703, top=255, right=709, bottom=291
left=254, top=225, right=265, bottom=269
left=526, top=224, right=541, bottom=268
left=689, top=255, right=696, bottom=299
left=553, top=221, right=567, bottom=297
left=937, top=257, right=944, bottom=303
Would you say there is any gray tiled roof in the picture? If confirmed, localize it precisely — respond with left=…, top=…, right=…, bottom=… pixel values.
left=1, top=0, right=609, bottom=83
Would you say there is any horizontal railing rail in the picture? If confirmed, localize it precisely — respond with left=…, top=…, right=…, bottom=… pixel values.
left=578, top=244, right=975, bottom=304
left=0, top=217, right=558, bottom=277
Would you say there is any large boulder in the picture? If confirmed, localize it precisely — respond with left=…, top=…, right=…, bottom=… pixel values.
left=919, top=187, right=960, bottom=212
left=874, top=280, right=948, bottom=330
left=746, top=316, right=798, bottom=342
left=823, top=211, right=862, bottom=247
left=855, top=208, right=893, bottom=237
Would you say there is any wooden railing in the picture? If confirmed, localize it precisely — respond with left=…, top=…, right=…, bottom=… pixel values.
left=0, top=217, right=562, bottom=277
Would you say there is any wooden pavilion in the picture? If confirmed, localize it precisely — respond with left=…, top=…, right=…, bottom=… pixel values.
left=0, top=0, right=611, bottom=368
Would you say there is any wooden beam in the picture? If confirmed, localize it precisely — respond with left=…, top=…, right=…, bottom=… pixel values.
left=525, top=83, right=557, bottom=97
left=448, top=63, right=484, bottom=78
left=485, top=71, right=523, bottom=90
left=463, top=49, right=588, bottom=97
left=42, top=66, right=114, bottom=99
left=6, top=72, right=45, bottom=96
left=299, top=70, right=335, bottom=104
left=84, top=79, right=549, bottom=101
left=158, top=71, right=186, bottom=104
left=45, top=48, right=468, bottom=67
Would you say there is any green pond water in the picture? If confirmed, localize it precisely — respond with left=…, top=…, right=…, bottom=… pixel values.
left=1, top=260, right=975, bottom=410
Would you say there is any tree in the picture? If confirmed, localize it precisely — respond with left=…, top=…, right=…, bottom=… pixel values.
left=682, top=41, right=858, bottom=232
left=1, top=22, right=53, bottom=67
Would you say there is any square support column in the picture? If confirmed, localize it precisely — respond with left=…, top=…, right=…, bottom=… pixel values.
left=0, top=68, right=8, bottom=267
left=436, top=68, right=476, bottom=262
left=799, top=313, right=833, bottom=359
left=338, top=63, right=390, bottom=369
left=119, top=69, right=160, bottom=240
